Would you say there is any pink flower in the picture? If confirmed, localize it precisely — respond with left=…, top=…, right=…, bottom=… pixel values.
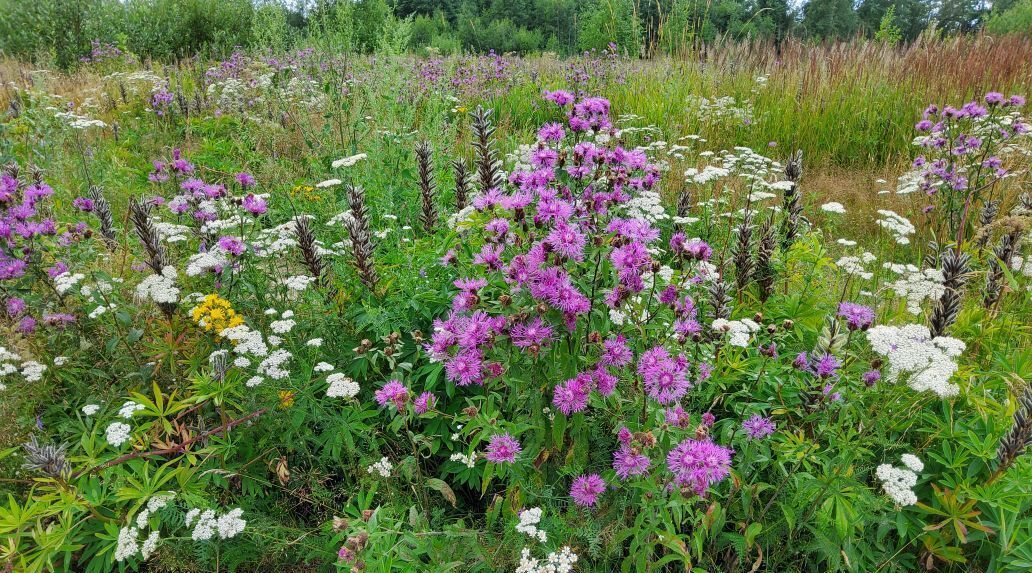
left=570, top=473, right=606, bottom=507
left=413, top=392, right=437, bottom=414
left=666, top=438, right=733, bottom=496
left=613, top=446, right=651, bottom=480
left=484, top=433, right=522, bottom=463
left=374, top=380, right=409, bottom=410
left=553, top=373, right=591, bottom=415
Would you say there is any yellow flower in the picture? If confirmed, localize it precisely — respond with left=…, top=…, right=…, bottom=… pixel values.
left=191, top=294, right=243, bottom=337
left=278, top=390, right=295, bottom=409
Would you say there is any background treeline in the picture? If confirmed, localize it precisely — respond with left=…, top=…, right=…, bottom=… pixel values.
left=1, top=0, right=1030, bottom=67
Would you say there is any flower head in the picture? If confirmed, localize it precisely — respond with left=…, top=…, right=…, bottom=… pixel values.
left=485, top=433, right=522, bottom=463
left=570, top=474, right=605, bottom=507
left=374, top=380, right=409, bottom=409
left=741, top=414, right=775, bottom=440
left=666, top=438, right=733, bottom=496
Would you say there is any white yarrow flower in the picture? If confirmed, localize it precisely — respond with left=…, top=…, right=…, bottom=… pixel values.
left=106, top=422, right=132, bottom=447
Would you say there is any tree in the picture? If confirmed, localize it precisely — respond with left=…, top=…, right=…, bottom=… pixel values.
left=802, top=0, right=861, bottom=40
left=936, top=0, right=988, bottom=33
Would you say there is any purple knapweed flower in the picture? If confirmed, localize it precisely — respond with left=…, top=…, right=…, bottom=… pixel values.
left=666, top=438, right=733, bottom=496
left=484, top=433, right=522, bottom=463
left=837, top=302, right=875, bottom=331
left=741, top=414, right=776, bottom=440
left=570, top=473, right=606, bottom=507
left=413, top=392, right=437, bottom=414
left=613, top=446, right=651, bottom=480
left=374, top=380, right=409, bottom=410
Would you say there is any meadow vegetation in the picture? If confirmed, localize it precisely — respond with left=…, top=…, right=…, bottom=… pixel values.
left=0, top=32, right=1031, bottom=573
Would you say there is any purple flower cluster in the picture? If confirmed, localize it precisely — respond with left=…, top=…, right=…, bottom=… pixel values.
left=911, top=93, right=1027, bottom=218
left=837, top=302, right=875, bottom=331
left=413, top=391, right=437, bottom=414
left=637, top=346, right=692, bottom=405
left=742, top=414, right=776, bottom=440
left=570, top=473, right=606, bottom=507
left=666, top=438, right=733, bottom=496
left=374, top=380, right=409, bottom=410
left=613, top=428, right=651, bottom=479
left=484, top=433, right=522, bottom=463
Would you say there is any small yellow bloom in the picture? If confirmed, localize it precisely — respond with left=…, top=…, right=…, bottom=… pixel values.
left=278, top=390, right=295, bottom=409
left=191, top=294, right=243, bottom=337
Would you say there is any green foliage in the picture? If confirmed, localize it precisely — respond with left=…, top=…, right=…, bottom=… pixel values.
left=986, top=0, right=1032, bottom=36
left=875, top=6, right=905, bottom=44
left=0, top=38, right=1031, bottom=573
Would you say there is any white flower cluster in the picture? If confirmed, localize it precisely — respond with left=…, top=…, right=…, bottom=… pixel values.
left=0, top=346, right=21, bottom=390
left=106, top=422, right=132, bottom=447
left=875, top=454, right=923, bottom=507
left=687, top=94, right=753, bottom=124
left=1011, top=255, right=1032, bottom=291
left=281, top=275, right=316, bottom=292
left=836, top=252, right=877, bottom=280
left=21, top=361, right=47, bottom=382
left=255, top=348, right=291, bottom=380
left=711, top=318, right=760, bottom=347
left=186, top=250, right=229, bottom=277
left=449, top=452, right=477, bottom=468
left=367, top=456, right=393, bottom=477
left=135, top=266, right=180, bottom=304
left=623, top=188, right=669, bottom=225
left=866, top=324, right=965, bottom=397
left=119, top=401, right=145, bottom=419
left=55, top=109, right=107, bottom=130
left=327, top=373, right=360, bottom=398
left=82, top=404, right=100, bottom=416
left=515, top=507, right=548, bottom=543
left=876, top=210, right=915, bottom=245
left=220, top=325, right=270, bottom=357
left=114, top=493, right=176, bottom=561
left=53, top=271, right=85, bottom=294
left=515, top=546, right=579, bottom=573
left=883, top=264, right=945, bottom=315
left=185, top=507, right=247, bottom=541
left=332, top=153, right=368, bottom=169
left=115, top=526, right=141, bottom=562
left=684, top=165, right=730, bottom=185
left=820, top=202, right=846, bottom=214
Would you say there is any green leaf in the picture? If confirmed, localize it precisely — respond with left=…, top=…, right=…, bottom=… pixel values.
left=745, top=522, right=762, bottom=548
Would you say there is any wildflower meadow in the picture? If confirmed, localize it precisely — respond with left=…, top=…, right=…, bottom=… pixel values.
left=1, top=33, right=1032, bottom=573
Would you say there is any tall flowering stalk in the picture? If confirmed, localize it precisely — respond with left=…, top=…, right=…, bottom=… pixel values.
left=344, top=184, right=379, bottom=292
left=732, top=208, right=755, bottom=295
left=754, top=213, right=777, bottom=302
left=128, top=197, right=176, bottom=318
left=993, top=384, right=1032, bottom=481
left=415, top=141, right=438, bottom=234
left=293, top=216, right=326, bottom=285
left=452, top=158, right=471, bottom=211
left=87, top=185, right=118, bottom=247
left=929, top=248, right=971, bottom=337
left=707, top=279, right=732, bottom=323
left=983, top=225, right=1022, bottom=309
left=128, top=197, right=169, bottom=274
left=780, top=149, right=803, bottom=250
left=471, top=106, right=503, bottom=193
